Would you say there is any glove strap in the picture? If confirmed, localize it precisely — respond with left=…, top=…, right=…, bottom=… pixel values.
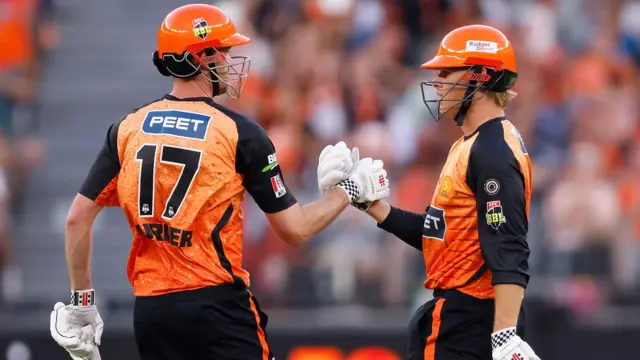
left=491, top=326, right=517, bottom=349
left=353, top=201, right=373, bottom=212
left=336, top=179, right=360, bottom=203
left=71, top=289, right=95, bottom=307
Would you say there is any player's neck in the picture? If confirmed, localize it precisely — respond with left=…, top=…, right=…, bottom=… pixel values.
left=460, top=103, right=505, bottom=136
left=170, top=79, right=214, bottom=100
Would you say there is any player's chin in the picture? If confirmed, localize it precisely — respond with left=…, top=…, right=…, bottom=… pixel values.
left=217, top=82, right=229, bottom=94
left=439, top=105, right=460, bottom=120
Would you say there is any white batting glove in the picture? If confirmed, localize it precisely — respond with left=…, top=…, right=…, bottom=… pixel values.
left=492, top=327, right=540, bottom=360
left=65, top=325, right=102, bottom=360
left=50, top=290, right=104, bottom=360
left=337, top=157, right=390, bottom=210
left=317, top=141, right=359, bottom=196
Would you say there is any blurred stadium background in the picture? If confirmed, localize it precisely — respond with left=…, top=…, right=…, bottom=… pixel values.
left=2, top=0, right=640, bottom=359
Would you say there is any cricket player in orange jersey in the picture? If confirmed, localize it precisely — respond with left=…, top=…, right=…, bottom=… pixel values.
left=48, top=4, right=390, bottom=360
left=325, top=25, right=541, bottom=360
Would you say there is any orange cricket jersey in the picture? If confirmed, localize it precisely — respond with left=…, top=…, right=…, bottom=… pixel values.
left=0, top=0, right=35, bottom=69
left=420, top=117, right=532, bottom=299
left=79, top=95, right=297, bottom=296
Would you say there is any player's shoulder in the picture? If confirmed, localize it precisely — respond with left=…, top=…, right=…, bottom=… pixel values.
left=117, top=95, right=270, bottom=146
left=468, top=117, right=519, bottom=167
left=122, top=96, right=167, bottom=121
left=100, top=97, right=163, bottom=142
left=114, top=96, right=167, bottom=132
left=206, top=100, right=268, bottom=142
left=500, top=120, right=529, bottom=158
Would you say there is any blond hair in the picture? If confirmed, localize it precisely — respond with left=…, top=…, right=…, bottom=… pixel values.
left=488, top=90, right=518, bottom=108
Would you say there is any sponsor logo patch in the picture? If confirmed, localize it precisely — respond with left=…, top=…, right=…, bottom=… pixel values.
left=270, top=174, right=286, bottom=198
left=141, top=110, right=211, bottom=140
left=465, top=40, right=498, bottom=54
left=486, top=200, right=506, bottom=230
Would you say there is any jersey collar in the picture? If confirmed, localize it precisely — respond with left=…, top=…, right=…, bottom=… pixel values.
left=163, top=94, right=216, bottom=107
left=463, top=116, right=506, bottom=141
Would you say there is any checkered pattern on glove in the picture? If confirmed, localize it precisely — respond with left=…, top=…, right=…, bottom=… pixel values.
left=491, top=327, right=541, bottom=360
left=337, top=179, right=360, bottom=203
left=340, top=157, right=389, bottom=206
left=491, top=327, right=517, bottom=349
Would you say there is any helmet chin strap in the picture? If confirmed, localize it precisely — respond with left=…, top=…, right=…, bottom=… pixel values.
left=211, top=72, right=220, bottom=97
left=453, top=65, right=483, bottom=127
left=201, top=68, right=220, bottom=98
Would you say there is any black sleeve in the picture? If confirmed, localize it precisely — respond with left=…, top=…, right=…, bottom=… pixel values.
left=78, top=121, right=121, bottom=204
left=235, top=121, right=297, bottom=214
left=467, top=139, right=530, bottom=288
left=377, top=206, right=425, bottom=251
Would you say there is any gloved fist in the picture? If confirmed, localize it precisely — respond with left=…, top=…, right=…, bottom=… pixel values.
left=337, top=157, right=390, bottom=208
left=50, top=290, right=104, bottom=360
left=317, top=141, right=359, bottom=196
left=65, top=325, right=102, bottom=360
left=492, top=327, right=540, bottom=360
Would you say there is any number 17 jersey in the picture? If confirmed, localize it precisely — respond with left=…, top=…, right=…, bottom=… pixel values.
left=79, top=95, right=297, bottom=296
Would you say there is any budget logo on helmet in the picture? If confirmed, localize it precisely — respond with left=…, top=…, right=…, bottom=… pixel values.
left=465, top=40, right=498, bottom=54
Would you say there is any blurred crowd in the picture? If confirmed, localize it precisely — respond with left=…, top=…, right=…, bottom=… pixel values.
left=4, top=0, right=640, bottom=323
left=0, top=0, right=54, bottom=299
left=216, top=0, right=640, bottom=316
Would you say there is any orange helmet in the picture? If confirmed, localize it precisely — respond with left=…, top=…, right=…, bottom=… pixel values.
left=420, top=25, right=518, bottom=125
left=153, top=4, right=251, bottom=98
left=422, top=25, right=516, bottom=74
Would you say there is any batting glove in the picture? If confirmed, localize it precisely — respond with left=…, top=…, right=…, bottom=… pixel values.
left=50, top=289, right=104, bottom=360
left=337, top=157, right=390, bottom=210
left=317, top=141, right=359, bottom=196
left=492, top=327, right=540, bottom=360
left=63, top=325, right=102, bottom=360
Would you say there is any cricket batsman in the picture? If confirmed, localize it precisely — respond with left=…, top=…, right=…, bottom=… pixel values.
left=320, top=25, right=540, bottom=360
left=48, top=4, right=390, bottom=360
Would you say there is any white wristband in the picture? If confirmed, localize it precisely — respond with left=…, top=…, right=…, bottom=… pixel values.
left=70, top=289, right=95, bottom=307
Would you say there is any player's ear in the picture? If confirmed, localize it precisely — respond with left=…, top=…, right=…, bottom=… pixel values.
left=153, top=51, right=172, bottom=77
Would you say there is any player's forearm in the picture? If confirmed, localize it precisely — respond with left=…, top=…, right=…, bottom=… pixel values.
left=65, top=220, right=94, bottom=290
left=294, top=187, right=350, bottom=245
left=366, top=200, right=391, bottom=223
left=493, top=284, right=524, bottom=332
left=375, top=204, right=424, bottom=250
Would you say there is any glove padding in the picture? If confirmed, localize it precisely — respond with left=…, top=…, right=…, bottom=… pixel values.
left=492, top=327, right=540, bottom=360
left=337, top=157, right=390, bottom=205
left=66, top=325, right=102, bottom=360
left=50, top=301, right=104, bottom=360
left=317, top=141, right=359, bottom=196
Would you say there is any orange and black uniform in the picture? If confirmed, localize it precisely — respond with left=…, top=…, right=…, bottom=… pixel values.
left=79, top=95, right=296, bottom=360
left=378, top=117, right=532, bottom=360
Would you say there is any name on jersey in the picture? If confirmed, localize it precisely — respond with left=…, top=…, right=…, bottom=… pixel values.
left=423, top=206, right=446, bottom=242
left=141, top=110, right=211, bottom=140
left=136, top=223, right=193, bottom=248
